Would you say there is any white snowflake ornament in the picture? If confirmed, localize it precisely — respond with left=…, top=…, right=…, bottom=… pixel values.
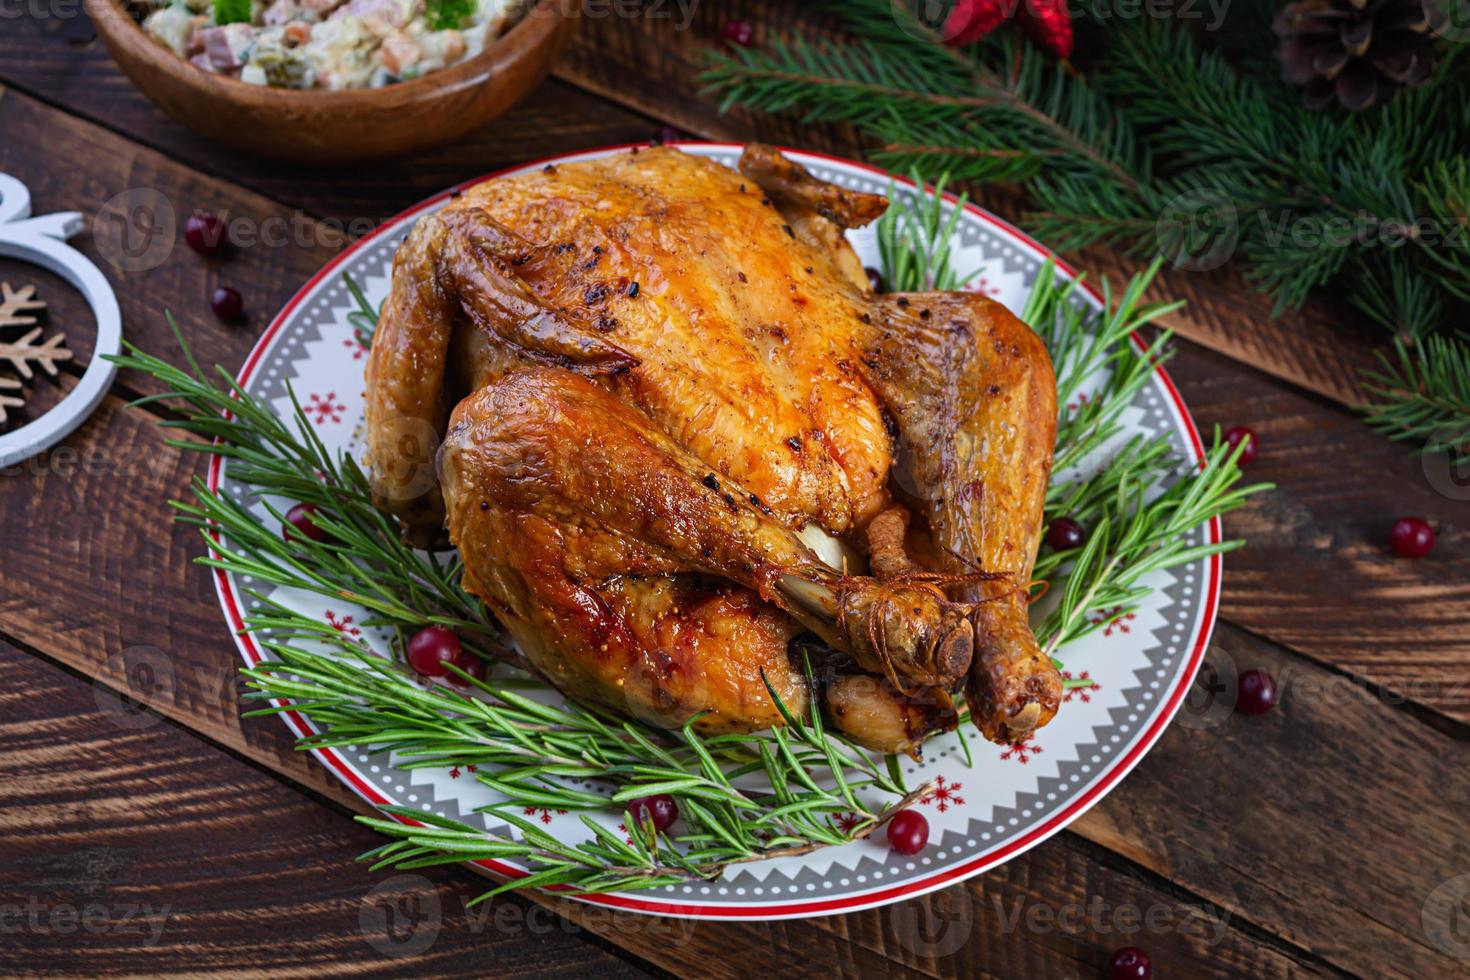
left=0, top=174, right=122, bottom=466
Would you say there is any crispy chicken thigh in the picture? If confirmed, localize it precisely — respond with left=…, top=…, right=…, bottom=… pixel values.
left=364, top=145, right=1060, bottom=754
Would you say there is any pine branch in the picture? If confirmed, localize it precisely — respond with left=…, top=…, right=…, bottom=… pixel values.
left=1360, top=334, right=1470, bottom=454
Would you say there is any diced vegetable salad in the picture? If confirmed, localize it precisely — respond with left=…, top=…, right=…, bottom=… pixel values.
left=140, top=0, right=521, bottom=90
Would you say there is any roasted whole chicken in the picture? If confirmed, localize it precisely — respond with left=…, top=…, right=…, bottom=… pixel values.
left=364, top=145, right=1061, bottom=756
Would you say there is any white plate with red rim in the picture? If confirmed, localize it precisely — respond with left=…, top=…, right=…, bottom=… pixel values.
left=210, top=143, right=1220, bottom=920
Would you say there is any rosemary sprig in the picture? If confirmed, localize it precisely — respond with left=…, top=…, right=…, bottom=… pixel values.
left=240, top=641, right=919, bottom=895
left=877, top=171, right=979, bottom=292
left=107, top=174, right=1267, bottom=899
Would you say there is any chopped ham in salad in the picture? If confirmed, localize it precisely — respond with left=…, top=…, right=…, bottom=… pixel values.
left=140, top=0, right=522, bottom=90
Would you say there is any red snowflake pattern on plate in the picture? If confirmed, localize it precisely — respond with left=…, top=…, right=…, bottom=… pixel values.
left=920, top=774, right=965, bottom=812
left=324, top=609, right=361, bottom=639
left=969, top=274, right=1002, bottom=297
left=999, top=736, right=1042, bottom=764
left=448, top=764, right=478, bottom=780
left=1067, top=391, right=1093, bottom=414
left=306, top=392, right=346, bottom=425
left=1090, top=607, right=1137, bottom=637
left=524, top=806, right=568, bottom=825
left=342, top=337, right=365, bottom=361
left=833, top=811, right=865, bottom=833
left=1061, top=670, right=1101, bottom=703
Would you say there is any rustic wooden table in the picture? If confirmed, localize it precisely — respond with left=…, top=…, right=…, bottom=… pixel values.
left=2, top=3, right=1466, bottom=977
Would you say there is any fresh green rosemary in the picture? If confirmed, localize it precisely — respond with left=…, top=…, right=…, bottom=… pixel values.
left=107, top=175, right=1267, bottom=898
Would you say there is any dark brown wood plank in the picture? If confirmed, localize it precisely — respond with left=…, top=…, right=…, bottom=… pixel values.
left=0, top=639, right=664, bottom=979
left=1163, top=344, right=1470, bottom=722
left=1079, top=619, right=1470, bottom=978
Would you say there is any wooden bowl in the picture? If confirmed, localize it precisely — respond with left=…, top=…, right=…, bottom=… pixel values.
left=85, top=0, right=578, bottom=164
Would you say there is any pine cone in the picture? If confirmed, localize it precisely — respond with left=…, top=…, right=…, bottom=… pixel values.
left=1274, top=0, right=1447, bottom=110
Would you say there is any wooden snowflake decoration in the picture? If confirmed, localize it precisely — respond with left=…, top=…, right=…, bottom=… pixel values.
left=0, top=376, right=21, bottom=423
left=0, top=281, right=72, bottom=425
left=0, top=326, right=71, bottom=380
left=0, top=281, right=45, bottom=331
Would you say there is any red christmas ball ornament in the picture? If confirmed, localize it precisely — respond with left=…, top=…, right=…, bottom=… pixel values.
left=282, top=502, right=328, bottom=544
left=944, top=0, right=1012, bottom=46
left=1018, top=0, right=1074, bottom=59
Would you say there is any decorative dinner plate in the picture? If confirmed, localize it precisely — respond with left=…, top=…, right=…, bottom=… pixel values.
left=211, top=144, right=1220, bottom=920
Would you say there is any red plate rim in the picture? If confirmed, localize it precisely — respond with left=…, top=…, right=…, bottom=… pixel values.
left=207, top=142, right=1222, bottom=919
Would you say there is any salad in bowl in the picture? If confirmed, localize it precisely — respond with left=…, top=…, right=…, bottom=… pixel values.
left=139, top=0, right=522, bottom=89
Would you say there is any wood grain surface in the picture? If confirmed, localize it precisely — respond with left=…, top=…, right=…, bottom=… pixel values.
left=0, top=2, right=1466, bottom=977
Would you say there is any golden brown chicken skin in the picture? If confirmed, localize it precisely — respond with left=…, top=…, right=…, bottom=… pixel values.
left=364, top=145, right=1059, bottom=753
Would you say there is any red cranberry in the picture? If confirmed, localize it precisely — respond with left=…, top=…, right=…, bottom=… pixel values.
left=1223, top=425, right=1258, bottom=465
left=210, top=286, right=244, bottom=323
left=1108, top=946, right=1152, bottom=980
left=864, top=266, right=885, bottom=293
left=446, top=651, right=487, bottom=687
left=1389, top=516, right=1435, bottom=559
left=626, top=794, right=679, bottom=832
left=1047, top=516, right=1086, bottom=550
left=282, top=502, right=328, bottom=543
left=1236, top=669, right=1278, bottom=716
left=886, top=809, right=929, bottom=855
left=407, top=625, right=461, bottom=677
left=721, top=19, right=755, bottom=45
left=184, top=212, right=230, bottom=257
